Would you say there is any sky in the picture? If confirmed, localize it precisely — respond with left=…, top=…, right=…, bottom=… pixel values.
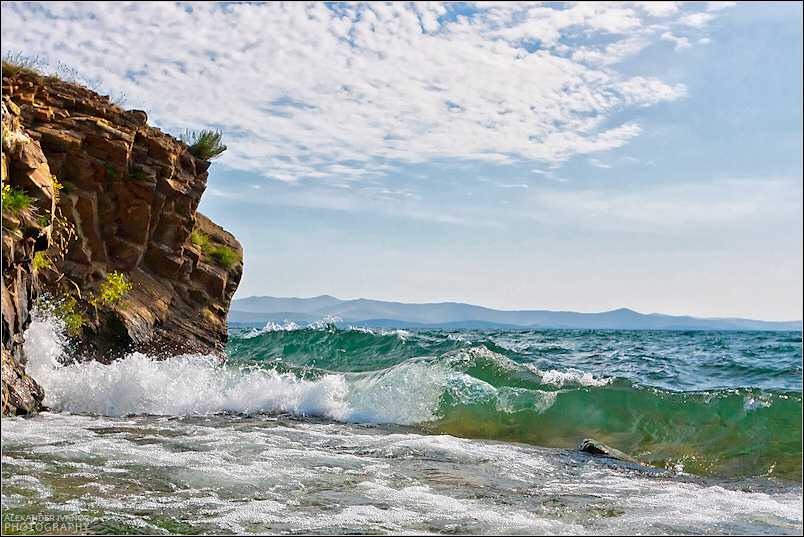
left=2, top=1, right=802, bottom=321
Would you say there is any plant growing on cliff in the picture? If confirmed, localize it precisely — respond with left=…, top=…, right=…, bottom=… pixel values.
left=2, top=52, right=43, bottom=76
left=191, top=231, right=239, bottom=268
left=89, top=271, right=133, bottom=310
left=210, top=245, right=240, bottom=269
left=61, top=305, right=86, bottom=337
left=35, top=295, right=86, bottom=338
left=52, top=175, right=63, bottom=204
left=191, top=230, right=212, bottom=252
left=32, top=251, right=52, bottom=270
left=180, top=129, right=227, bottom=160
left=54, top=296, right=85, bottom=337
left=2, top=184, right=32, bottom=214
left=3, top=51, right=104, bottom=92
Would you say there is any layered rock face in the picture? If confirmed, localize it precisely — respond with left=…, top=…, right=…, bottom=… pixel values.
left=2, top=100, right=53, bottom=414
left=2, top=67, right=243, bottom=414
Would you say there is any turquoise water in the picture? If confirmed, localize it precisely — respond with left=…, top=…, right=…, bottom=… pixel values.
left=1, top=314, right=801, bottom=534
left=225, top=324, right=803, bottom=481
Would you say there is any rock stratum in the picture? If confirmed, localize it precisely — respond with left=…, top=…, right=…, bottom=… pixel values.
left=2, top=65, right=243, bottom=415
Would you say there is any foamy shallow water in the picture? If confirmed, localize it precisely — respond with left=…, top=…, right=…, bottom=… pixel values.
left=3, top=312, right=802, bottom=535
left=2, top=412, right=802, bottom=535
left=2, top=413, right=802, bottom=534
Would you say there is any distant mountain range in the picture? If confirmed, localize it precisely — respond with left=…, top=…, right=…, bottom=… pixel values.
left=228, top=295, right=802, bottom=331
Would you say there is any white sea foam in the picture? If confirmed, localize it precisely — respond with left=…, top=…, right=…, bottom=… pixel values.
left=743, top=393, right=773, bottom=412
left=30, top=349, right=356, bottom=419
left=22, top=313, right=445, bottom=424
left=3, top=409, right=802, bottom=536
left=244, top=315, right=343, bottom=337
left=247, top=321, right=304, bottom=335
left=447, top=333, right=470, bottom=342
left=531, top=366, right=613, bottom=387
left=445, top=372, right=497, bottom=405
left=348, top=325, right=376, bottom=335
left=346, top=326, right=411, bottom=340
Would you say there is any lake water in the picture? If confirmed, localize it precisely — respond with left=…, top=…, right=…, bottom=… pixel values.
left=2, top=313, right=801, bottom=534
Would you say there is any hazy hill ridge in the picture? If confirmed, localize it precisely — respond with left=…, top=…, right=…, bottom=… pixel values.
left=230, top=296, right=802, bottom=331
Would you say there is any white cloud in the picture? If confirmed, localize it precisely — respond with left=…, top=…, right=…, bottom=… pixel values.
left=487, top=179, right=529, bottom=189
left=679, top=12, right=715, bottom=28
left=589, top=158, right=611, bottom=168
left=531, top=169, right=566, bottom=183
left=661, top=31, right=692, bottom=51
left=1, top=2, right=719, bottom=184
left=707, top=2, right=736, bottom=12
left=637, top=2, right=680, bottom=18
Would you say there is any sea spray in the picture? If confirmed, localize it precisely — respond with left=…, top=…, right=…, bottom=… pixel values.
left=23, top=308, right=353, bottom=418
left=22, top=311, right=447, bottom=424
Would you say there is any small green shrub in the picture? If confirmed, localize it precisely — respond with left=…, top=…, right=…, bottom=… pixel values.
left=63, top=312, right=85, bottom=336
left=191, top=231, right=239, bottom=268
left=190, top=230, right=211, bottom=252
left=2, top=184, right=32, bottom=214
left=36, top=295, right=85, bottom=337
left=210, top=245, right=239, bottom=269
left=180, top=129, right=227, bottom=160
left=90, top=270, right=133, bottom=308
left=100, top=270, right=133, bottom=305
left=58, top=296, right=85, bottom=337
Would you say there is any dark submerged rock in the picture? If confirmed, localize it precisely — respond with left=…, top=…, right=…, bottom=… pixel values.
left=578, top=438, right=634, bottom=461
left=577, top=438, right=664, bottom=474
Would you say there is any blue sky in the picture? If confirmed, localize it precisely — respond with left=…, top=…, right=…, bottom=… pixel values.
left=2, top=2, right=802, bottom=321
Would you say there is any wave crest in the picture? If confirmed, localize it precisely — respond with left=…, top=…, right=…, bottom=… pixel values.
left=530, top=366, right=613, bottom=387
left=244, top=315, right=343, bottom=337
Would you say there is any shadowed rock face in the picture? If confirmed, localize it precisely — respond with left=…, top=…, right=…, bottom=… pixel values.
left=2, top=67, right=243, bottom=413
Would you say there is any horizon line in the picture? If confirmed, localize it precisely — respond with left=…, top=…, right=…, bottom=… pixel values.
left=232, top=294, right=803, bottom=325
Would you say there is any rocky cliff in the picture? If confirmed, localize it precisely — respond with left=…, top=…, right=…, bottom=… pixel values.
left=2, top=65, right=243, bottom=415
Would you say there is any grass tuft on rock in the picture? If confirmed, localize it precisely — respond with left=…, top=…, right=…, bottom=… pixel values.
left=2, top=184, right=32, bottom=214
left=191, top=230, right=212, bottom=252
left=180, top=129, right=227, bottom=160
left=210, top=245, right=239, bottom=269
left=2, top=52, right=43, bottom=76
